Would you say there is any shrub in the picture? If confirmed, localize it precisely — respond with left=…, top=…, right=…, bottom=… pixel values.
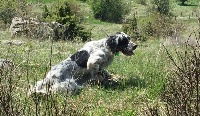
left=150, top=0, right=171, bottom=15
left=163, top=35, right=200, bottom=115
left=122, top=15, right=146, bottom=41
left=0, top=0, right=17, bottom=25
left=176, top=0, right=188, bottom=5
left=123, top=13, right=184, bottom=41
left=140, top=13, right=185, bottom=38
left=0, top=0, right=28, bottom=25
left=135, top=0, right=148, bottom=5
left=91, top=0, right=130, bottom=23
left=43, top=0, right=91, bottom=41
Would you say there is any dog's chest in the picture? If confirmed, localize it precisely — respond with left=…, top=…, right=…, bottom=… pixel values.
left=100, top=53, right=114, bottom=67
left=93, top=48, right=114, bottom=68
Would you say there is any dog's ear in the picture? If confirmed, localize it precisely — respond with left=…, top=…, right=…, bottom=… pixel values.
left=118, top=37, right=129, bottom=46
left=70, top=50, right=90, bottom=68
left=106, top=35, right=117, bottom=53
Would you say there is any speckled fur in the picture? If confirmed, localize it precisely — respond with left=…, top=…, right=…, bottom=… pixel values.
left=28, top=32, right=137, bottom=95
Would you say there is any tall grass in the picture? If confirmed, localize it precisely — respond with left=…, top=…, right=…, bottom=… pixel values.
left=0, top=34, right=171, bottom=115
left=0, top=31, right=199, bottom=115
left=162, top=31, right=200, bottom=115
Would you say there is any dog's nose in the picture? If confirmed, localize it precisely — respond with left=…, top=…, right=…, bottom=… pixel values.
left=128, top=42, right=137, bottom=50
left=132, top=44, right=137, bottom=50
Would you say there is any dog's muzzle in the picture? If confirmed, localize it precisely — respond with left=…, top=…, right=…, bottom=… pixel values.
left=121, top=42, right=137, bottom=56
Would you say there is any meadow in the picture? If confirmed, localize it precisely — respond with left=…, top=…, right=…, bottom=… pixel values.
left=0, top=0, right=199, bottom=115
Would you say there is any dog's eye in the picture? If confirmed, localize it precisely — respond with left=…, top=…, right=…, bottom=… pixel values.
left=127, top=36, right=130, bottom=40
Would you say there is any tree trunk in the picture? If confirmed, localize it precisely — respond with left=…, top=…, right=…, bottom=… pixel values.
left=181, top=1, right=185, bottom=5
left=181, top=0, right=188, bottom=5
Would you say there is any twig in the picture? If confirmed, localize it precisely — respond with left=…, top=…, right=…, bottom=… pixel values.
left=162, top=44, right=185, bottom=74
left=100, top=29, right=109, bottom=37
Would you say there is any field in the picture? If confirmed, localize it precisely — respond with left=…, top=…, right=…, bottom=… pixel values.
left=0, top=0, right=199, bottom=115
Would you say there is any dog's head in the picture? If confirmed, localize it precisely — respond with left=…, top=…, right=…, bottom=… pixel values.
left=106, top=32, right=137, bottom=56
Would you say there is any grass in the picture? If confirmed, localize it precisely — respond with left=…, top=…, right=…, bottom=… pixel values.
left=0, top=0, right=199, bottom=115
left=27, top=0, right=55, bottom=3
left=0, top=31, right=172, bottom=115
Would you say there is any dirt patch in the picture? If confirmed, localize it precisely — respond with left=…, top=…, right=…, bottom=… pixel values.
left=1, top=40, right=25, bottom=46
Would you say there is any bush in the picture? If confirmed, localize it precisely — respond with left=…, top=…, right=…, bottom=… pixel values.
left=140, top=13, right=185, bottom=38
left=122, top=15, right=146, bottom=41
left=150, top=0, right=171, bottom=15
left=123, top=13, right=184, bottom=41
left=0, top=0, right=28, bottom=25
left=91, top=0, right=130, bottom=23
left=0, top=0, right=17, bottom=25
left=43, top=0, right=91, bottom=41
left=163, top=35, right=200, bottom=115
left=0, top=0, right=31, bottom=31
left=135, top=0, right=148, bottom=5
left=176, top=0, right=188, bottom=5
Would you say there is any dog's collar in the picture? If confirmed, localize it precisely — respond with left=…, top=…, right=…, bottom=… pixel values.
left=115, top=52, right=120, bottom=56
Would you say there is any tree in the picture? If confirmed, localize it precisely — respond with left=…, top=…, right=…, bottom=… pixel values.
left=43, top=0, right=91, bottom=41
left=152, top=0, right=171, bottom=15
left=92, top=0, right=130, bottom=23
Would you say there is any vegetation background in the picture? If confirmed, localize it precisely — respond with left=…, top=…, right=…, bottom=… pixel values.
left=0, top=0, right=199, bottom=115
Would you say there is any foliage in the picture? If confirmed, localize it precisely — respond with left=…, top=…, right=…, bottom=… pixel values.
left=0, top=0, right=28, bottom=25
left=123, top=12, right=185, bottom=41
left=0, top=0, right=17, bottom=24
left=43, top=0, right=91, bottom=41
left=163, top=35, right=200, bottom=115
left=122, top=15, right=146, bottom=41
left=135, top=0, right=148, bottom=5
left=140, top=13, right=185, bottom=38
left=150, top=0, right=171, bottom=15
left=177, top=0, right=188, bottom=5
left=42, top=5, right=51, bottom=19
left=91, top=0, right=130, bottom=23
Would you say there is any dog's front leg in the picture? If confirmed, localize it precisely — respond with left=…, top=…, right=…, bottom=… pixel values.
left=89, top=65, right=104, bottom=85
left=87, top=56, right=104, bottom=82
left=98, top=68, right=110, bottom=80
left=89, top=64, right=101, bottom=80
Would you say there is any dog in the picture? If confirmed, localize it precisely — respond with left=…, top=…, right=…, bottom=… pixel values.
left=28, top=32, right=137, bottom=95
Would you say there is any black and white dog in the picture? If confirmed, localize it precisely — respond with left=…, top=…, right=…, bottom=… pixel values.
left=29, top=32, right=137, bottom=94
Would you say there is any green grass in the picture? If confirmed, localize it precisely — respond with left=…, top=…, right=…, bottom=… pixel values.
left=0, top=31, right=172, bottom=115
left=27, top=0, right=55, bottom=3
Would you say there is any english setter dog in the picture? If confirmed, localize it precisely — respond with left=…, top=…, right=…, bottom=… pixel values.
left=29, top=32, right=137, bottom=95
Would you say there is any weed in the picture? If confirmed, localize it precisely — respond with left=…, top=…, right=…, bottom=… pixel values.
left=162, top=31, right=200, bottom=115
